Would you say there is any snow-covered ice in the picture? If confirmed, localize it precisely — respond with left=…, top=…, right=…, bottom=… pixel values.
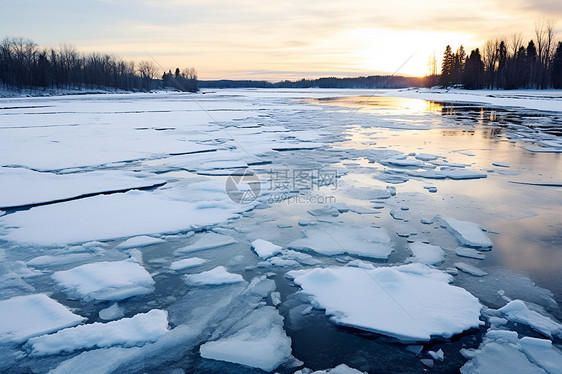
left=169, top=257, right=207, bottom=271
left=0, top=190, right=243, bottom=246
left=52, top=260, right=154, bottom=301
left=455, top=262, right=488, bottom=277
left=0, top=294, right=85, bottom=343
left=27, top=309, right=169, bottom=355
left=115, top=235, right=165, bottom=249
left=439, top=217, right=493, bottom=248
left=455, top=247, right=486, bottom=260
left=99, top=303, right=125, bottom=321
left=461, top=330, right=562, bottom=374
left=408, top=241, right=445, bottom=265
left=288, top=264, right=482, bottom=341
left=498, top=300, right=562, bottom=339
left=288, top=225, right=393, bottom=259
left=199, top=306, right=293, bottom=371
left=251, top=239, right=283, bottom=259
left=185, top=266, right=245, bottom=286
left=0, top=168, right=166, bottom=209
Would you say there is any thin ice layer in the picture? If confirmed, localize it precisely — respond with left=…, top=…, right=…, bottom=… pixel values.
left=0, top=294, right=85, bottom=343
left=288, top=264, right=482, bottom=342
left=52, top=260, right=154, bottom=301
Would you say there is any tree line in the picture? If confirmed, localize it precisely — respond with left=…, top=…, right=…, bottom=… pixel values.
left=0, top=37, right=198, bottom=92
left=431, top=20, right=562, bottom=89
left=199, top=75, right=423, bottom=89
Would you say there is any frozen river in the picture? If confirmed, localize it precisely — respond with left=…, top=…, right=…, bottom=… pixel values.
left=0, top=89, right=561, bottom=373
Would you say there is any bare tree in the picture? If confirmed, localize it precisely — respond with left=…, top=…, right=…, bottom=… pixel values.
left=138, top=60, right=158, bottom=90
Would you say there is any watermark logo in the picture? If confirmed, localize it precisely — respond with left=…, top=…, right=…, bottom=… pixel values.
left=226, top=167, right=338, bottom=204
left=225, top=169, right=261, bottom=204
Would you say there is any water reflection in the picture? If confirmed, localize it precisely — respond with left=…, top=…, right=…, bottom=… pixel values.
left=309, top=95, right=562, bottom=303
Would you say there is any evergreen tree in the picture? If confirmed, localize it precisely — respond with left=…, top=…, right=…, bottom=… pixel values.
left=463, top=49, right=484, bottom=89
left=440, top=45, right=454, bottom=87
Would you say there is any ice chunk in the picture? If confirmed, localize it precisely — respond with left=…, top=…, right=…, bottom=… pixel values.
left=408, top=169, right=486, bottom=180
left=199, top=306, right=293, bottom=371
left=455, top=247, right=486, bottom=260
left=288, top=225, right=393, bottom=260
left=0, top=294, right=85, bottom=343
left=455, top=262, right=488, bottom=277
left=307, top=206, right=340, bottom=217
left=428, top=349, right=444, bottom=361
left=343, top=186, right=391, bottom=200
left=169, top=257, right=207, bottom=271
left=185, top=266, right=244, bottom=286
left=52, top=260, right=155, bottom=301
left=174, top=232, right=237, bottom=254
left=492, top=161, right=510, bottom=168
left=408, top=242, right=445, bottom=265
left=270, top=291, right=282, bottom=307
left=439, top=216, right=493, bottom=248
left=27, top=309, right=169, bottom=356
left=115, top=235, right=165, bottom=249
left=461, top=329, right=562, bottom=374
left=251, top=239, right=283, bottom=259
left=415, top=153, right=439, bottom=161
left=99, top=303, right=125, bottom=321
left=288, top=264, right=482, bottom=342
left=384, top=158, right=426, bottom=167
left=498, top=300, right=562, bottom=339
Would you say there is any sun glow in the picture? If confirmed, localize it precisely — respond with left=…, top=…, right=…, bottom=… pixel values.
left=348, top=28, right=479, bottom=77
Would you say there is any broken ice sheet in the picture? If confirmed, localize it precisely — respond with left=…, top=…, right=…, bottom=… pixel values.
left=288, top=224, right=393, bottom=260
left=52, top=259, right=154, bottom=302
left=0, top=189, right=244, bottom=246
left=174, top=232, right=237, bottom=255
left=185, top=266, right=245, bottom=286
left=408, top=241, right=445, bottom=265
left=199, top=306, right=293, bottom=371
left=438, top=216, right=493, bottom=248
left=461, top=330, right=562, bottom=374
left=26, top=309, right=169, bottom=356
left=0, top=294, right=85, bottom=343
left=288, top=263, right=482, bottom=342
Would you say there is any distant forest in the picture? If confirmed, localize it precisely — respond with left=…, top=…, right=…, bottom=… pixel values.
left=199, top=75, right=422, bottom=89
left=429, top=20, right=562, bottom=89
left=0, top=37, right=198, bottom=92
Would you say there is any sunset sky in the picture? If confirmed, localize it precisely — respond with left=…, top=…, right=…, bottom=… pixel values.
left=1, top=0, right=561, bottom=80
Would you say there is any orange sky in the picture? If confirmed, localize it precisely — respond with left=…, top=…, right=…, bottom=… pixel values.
left=1, top=0, right=561, bottom=80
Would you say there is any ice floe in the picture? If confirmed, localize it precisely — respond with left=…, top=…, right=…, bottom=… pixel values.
left=0, top=294, right=85, bottom=343
left=52, top=260, right=154, bottom=301
left=497, top=300, right=562, bottom=339
left=0, top=168, right=166, bottom=209
left=174, top=232, right=237, bottom=254
left=251, top=239, right=283, bottom=259
left=461, top=330, right=562, bottom=374
left=439, top=217, right=493, bottom=248
left=169, top=257, right=207, bottom=271
left=296, top=364, right=366, bottom=374
left=288, top=225, right=393, bottom=260
left=408, top=242, right=445, bottom=265
left=200, top=306, right=293, bottom=371
left=288, top=263, right=482, bottom=341
left=0, top=190, right=243, bottom=246
left=455, top=247, right=486, bottom=260
left=99, top=303, right=125, bottom=321
left=115, top=235, right=165, bottom=249
left=185, top=266, right=245, bottom=286
left=455, top=262, right=488, bottom=277
left=27, top=309, right=169, bottom=355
